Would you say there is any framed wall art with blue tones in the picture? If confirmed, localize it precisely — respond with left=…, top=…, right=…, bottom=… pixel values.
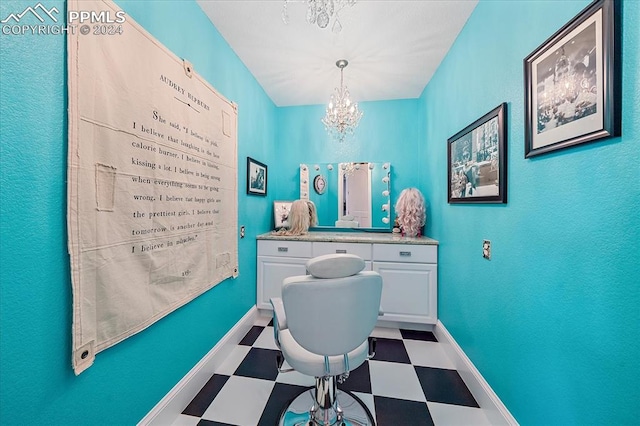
left=247, top=156, right=267, bottom=195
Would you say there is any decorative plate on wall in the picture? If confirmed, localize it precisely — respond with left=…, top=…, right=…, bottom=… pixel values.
left=313, top=174, right=327, bottom=195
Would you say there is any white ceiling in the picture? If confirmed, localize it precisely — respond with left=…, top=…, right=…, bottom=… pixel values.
left=197, top=0, right=478, bottom=107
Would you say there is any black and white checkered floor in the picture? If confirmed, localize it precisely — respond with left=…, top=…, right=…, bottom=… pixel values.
left=171, top=315, right=492, bottom=426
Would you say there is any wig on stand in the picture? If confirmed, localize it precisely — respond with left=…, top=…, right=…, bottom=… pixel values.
left=274, top=200, right=318, bottom=236
left=395, top=188, right=426, bottom=237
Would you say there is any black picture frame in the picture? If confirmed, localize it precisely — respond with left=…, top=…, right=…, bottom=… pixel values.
left=246, top=157, right=267, bottom=196
left=448, top=103, right=508, bottom=204
left=524, top=0, right=620, bottom=158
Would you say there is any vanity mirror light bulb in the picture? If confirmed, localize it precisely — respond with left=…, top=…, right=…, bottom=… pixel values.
left=314, top=165, right=320, bottom=171
left=382, top=176, right=389, bottom=183
left=382, top=217, right=390, bottom=224
left=382, top=190, right=389, bottom=197
left=327, top=164, right=333, bottom=170
left=369, top=163, right=375, bottom=169
left=300, top=164, right=308, bottom=171
left=383, top=162, right=390, bottom=169
left=381, top=204, right=389, bottom=211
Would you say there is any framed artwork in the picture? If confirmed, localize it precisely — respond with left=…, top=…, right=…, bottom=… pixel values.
left=273, top=201, right=293, bottom=229
left=246, top=157, right=267, bottom=195
left=448, top=103, right=507, bottom=204
left=524, top=0, right=620, bottom=158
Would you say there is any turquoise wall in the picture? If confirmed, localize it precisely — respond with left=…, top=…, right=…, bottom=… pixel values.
left=308, top=165, right=340, bottom=226
left=276, top=100, right=422, bottom=227
left=0, top=0, right=277, bottom=424
left=2, top=0, right=639, bottom=425
left=419, top=0, right=640, bottom=424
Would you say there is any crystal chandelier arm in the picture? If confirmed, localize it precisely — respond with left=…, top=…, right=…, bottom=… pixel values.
left=282, top=0, right=357, bottom=33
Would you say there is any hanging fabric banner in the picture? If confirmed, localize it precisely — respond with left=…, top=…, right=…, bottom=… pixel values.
left=67, top=0, right=238, bottom=374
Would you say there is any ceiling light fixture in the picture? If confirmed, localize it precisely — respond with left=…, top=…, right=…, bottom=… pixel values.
left=281, top=0, right=357, bottom=33
left=322, top=59, right=363, bottom=142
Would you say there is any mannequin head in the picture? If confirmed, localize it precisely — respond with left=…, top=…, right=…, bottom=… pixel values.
left=395, top=188, right=426, bottom=237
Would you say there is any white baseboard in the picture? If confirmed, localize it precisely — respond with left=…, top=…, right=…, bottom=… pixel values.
left=434, top=320, right=519, bottom=426
left=376, top=318, right=435, bottom=332
left=138, top=307, right=260, bottom=426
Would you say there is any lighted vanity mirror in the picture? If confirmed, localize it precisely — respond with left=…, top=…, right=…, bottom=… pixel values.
left=300, top=162, right=391, bottom=230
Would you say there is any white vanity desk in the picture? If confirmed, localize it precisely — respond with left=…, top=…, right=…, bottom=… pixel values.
left=257, top=232, right=439, bottom=329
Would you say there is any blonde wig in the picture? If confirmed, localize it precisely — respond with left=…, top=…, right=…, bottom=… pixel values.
left=395, top=188, right=426, bottom=237
left=307, top=200, right=318, bottom=227
left=274, top=200, right=317, bottom=236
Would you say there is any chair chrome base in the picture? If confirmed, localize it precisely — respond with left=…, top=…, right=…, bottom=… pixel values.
left=278, top=377, right=375, bottom=426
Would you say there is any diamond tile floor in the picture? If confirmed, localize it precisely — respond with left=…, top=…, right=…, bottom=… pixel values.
left=171, top=315, right=492, bottom=426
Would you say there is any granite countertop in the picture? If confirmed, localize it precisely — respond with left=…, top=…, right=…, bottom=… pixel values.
left=257, top=231, right=438, bottom=245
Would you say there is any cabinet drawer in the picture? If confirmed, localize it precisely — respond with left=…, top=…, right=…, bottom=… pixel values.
left=312, top=242, right=372, bottom=260
left=258, top=240, right=312, bottom=258
left=373, top=243, right=437, bottom=263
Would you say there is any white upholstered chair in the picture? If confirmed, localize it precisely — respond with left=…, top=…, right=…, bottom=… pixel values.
left=270, top=253, right=382, bottom=426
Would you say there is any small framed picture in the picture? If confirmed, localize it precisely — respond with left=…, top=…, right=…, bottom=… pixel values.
left=247, top=157, right=267, bottom=196
left=273, top=201, right=293, bottom=229
left=448, top=103, right=508, bottom=204
left=524, top=0, right=620, bottom=157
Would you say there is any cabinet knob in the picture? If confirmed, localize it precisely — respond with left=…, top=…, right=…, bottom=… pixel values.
left=278, top=247, right=288, bottom=252
left=399, top=251, right=411, bottom=257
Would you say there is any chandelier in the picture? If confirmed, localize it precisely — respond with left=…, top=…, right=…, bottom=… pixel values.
left=553, top=47, right=576, bottom=105
left=322, top=59, right=363, bottom=142
left=282, top=0, right=357, bottom=33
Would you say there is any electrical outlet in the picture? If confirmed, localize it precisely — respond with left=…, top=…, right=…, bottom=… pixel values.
left=240, top=226, right=245, bottom=239
left=482, top=240, right=491, bottom=260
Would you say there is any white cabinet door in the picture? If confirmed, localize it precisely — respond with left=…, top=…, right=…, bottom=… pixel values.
left=256, top=256, right=309, bottom=309
left=373, top=261, right=437, bottom=324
